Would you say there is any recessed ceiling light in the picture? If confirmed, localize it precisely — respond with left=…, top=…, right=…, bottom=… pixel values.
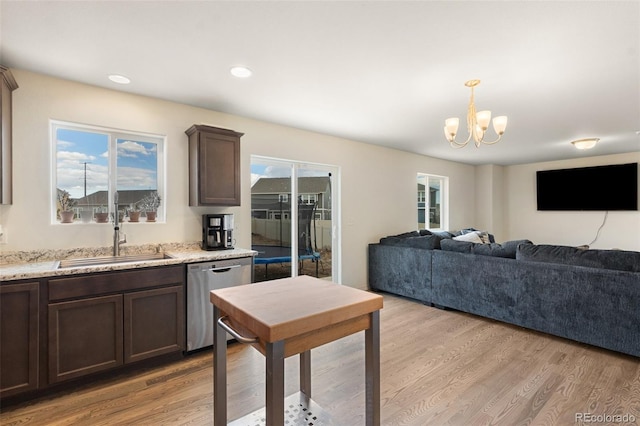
left=230, top=66, right=252, bottom=78
left=108, top=74, right=131, bottom=84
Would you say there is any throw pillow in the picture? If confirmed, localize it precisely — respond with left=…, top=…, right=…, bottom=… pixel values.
left=459, top=227, right=495, bottom=243
left=453, top=231, right=484, bottom=244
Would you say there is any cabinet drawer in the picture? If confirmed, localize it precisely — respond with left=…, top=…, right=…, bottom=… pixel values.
left=49, top=265, right=184, bottom=302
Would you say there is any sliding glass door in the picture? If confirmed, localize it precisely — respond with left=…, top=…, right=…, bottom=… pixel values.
left=251, top=156, right=339, bottom=283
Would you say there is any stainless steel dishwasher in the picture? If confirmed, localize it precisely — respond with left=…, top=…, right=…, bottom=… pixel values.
left=186, top=256, right=253, bottom=352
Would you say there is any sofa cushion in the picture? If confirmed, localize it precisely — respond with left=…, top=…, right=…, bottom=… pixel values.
left=516, top=244, right=640, bottom=273
left=440, top=239, right=473, bottom=253
left=442, top=239, right=533, bottom=258
left=389, top=230, right=420, bottom=239
left=380, top=234, right=442, bottom=250
left=431, top=230, right=455, bottom=239
left=472, top=240, right=533, bottom=258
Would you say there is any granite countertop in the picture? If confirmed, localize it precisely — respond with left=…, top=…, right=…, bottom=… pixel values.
left=0, top=244, right=257, bottom=282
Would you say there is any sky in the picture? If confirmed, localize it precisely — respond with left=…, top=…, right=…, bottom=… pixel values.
left=250, top=162, right=329, bottom=187
left=56, top=128, right=157, bottom=199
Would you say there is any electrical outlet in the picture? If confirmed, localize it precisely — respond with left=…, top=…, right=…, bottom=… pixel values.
left=0, top=225, right=6, bottom=244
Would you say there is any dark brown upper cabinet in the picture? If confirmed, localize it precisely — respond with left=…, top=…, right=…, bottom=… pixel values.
left=185, top=124, right=243, bottom=206
left=1, top=65, right=18, bottom=205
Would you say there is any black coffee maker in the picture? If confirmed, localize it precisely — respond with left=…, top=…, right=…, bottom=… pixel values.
left=202, top=214, right=234, bottom=250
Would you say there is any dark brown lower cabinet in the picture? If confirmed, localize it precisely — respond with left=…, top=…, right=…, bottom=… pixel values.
left=48, top=294, right=124, bottom=383
left=0, top=282, right=39, bottom=398
left=47, top=266, right=185, bottom=385
left=124, top=286, right=184, bottom=363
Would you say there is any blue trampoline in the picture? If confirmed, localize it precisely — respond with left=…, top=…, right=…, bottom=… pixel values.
left=252, top=244, right=320, bottom=278
left=252, top=202, right=321, bottom=278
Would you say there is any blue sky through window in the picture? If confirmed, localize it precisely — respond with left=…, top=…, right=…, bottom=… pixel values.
left=56, top=128, right=158, bottom=199
left=117, top=138, right=158, bottom=192
left=56, top=128, right=109, bottom=199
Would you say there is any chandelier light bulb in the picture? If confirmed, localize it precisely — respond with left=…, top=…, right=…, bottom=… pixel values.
left=493, top=116, right=508, bottom=135
left=476, top=111, right=492, bottom=130
left=445, top=118, right=459, bottom=137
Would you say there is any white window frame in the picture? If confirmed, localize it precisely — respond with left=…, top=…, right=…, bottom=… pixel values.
left=50, top=120, right=166, bottom=224
left=417, top=173, right=448, bottom=231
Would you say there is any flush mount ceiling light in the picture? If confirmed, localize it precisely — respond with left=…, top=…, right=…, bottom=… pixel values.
left=230, top=66, right=252, bottom=78
left=444, top=79, right=508, bottom=148
left=571, top=138, right=600, bottom=150
left=108, top=74, right=131, bottom=84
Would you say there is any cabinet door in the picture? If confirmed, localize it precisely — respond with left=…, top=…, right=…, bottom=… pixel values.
left=0, top=282, right=39, bottom=397
left=1, top=66, right=18, bottom=205
left=186, top=125, right=242, bottom=206
left=123, top=285, right=184, bottom=363
left=48, top=295, right=123, bottom=383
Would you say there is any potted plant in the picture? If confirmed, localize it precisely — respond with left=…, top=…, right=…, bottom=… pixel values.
left=80, top=208, right=94, bottom=223
left=128, top=205, right=141, bottom=222
left=139, top=191, right=161, bottom=222
left=57, top=189, right=77, bottom=223
left=95, top=205, right=109, bottom=223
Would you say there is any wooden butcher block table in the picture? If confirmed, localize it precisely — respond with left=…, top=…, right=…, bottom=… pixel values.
left=210, top=275, right=383, bottom=426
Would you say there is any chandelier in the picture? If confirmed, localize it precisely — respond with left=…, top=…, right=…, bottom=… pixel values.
left=444, top=79, right=508, bottom=148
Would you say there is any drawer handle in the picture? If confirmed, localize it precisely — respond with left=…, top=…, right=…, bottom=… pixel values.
left=217, top=316, right=258, bottom=344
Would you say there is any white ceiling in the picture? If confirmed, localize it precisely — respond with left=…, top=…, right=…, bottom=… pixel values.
left=1, top=1, right=639, bottom=166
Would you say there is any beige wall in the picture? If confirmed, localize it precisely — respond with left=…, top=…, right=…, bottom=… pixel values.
left=504, top=153, right=640, bottom=251
left=0, top=69, right=477, bottom=288
left=474, top=164, right=506, bottom=241
left=3, top=70, right=637, bottom=288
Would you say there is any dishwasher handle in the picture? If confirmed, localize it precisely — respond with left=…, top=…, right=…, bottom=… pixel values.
left=203, top=264, right=242, bottom=273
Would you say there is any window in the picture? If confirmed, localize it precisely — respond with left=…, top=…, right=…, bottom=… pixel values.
left=52, top=121, right=165, bottom=223
left=417, top=173, right=448, bottom=231
left=300, top=193, right=318, bottom=204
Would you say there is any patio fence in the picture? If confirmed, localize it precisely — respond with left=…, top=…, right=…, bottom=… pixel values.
left=251, top=218, right=332, bottom=249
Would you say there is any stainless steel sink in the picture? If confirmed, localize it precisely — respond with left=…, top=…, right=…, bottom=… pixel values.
left=57, top=253, right=173, bottom=269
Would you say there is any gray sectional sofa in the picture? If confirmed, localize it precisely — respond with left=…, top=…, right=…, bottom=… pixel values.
left=368, top=230, right=640, bottom=358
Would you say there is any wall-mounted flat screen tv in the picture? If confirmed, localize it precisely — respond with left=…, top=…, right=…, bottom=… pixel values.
left=536, top=162, right=638, bottom=211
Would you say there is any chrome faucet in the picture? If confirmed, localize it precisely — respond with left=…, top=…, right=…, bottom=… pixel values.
left=113, top=191, right=127, bottom=256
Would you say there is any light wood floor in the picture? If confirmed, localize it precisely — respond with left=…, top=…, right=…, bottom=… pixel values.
left=1, top=293, right=639, bottom=425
